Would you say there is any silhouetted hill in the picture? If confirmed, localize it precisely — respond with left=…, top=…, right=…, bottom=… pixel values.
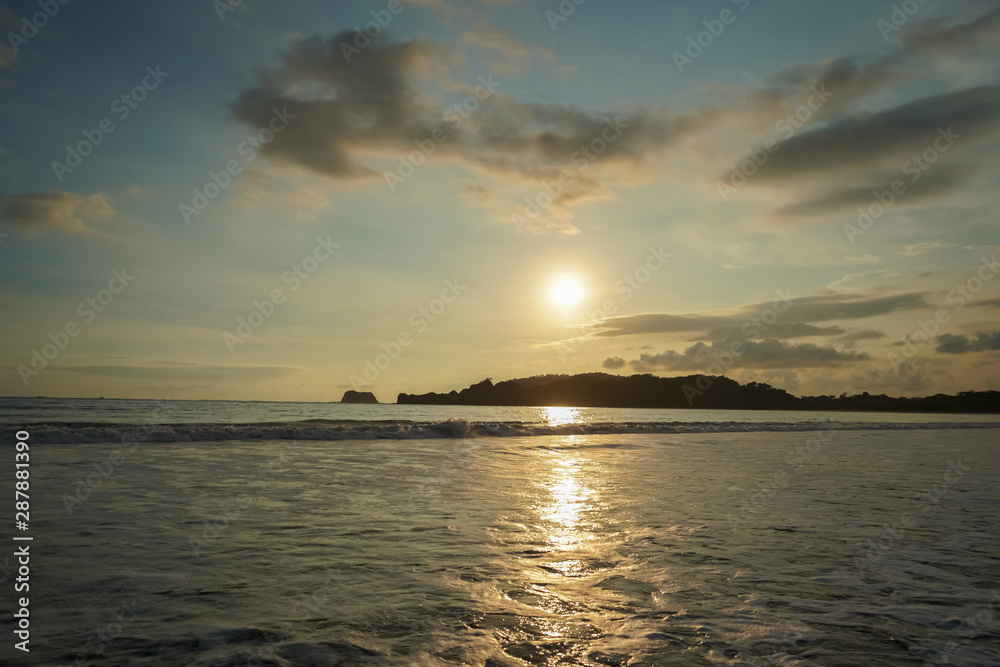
left=397, top=373, right=1000, bottom=413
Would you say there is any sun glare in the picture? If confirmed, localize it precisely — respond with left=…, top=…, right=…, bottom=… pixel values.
left=550, top=278, right=583, bottom=307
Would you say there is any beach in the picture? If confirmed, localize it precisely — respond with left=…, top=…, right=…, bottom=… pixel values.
left=5, top=400, right=1000, bottom=666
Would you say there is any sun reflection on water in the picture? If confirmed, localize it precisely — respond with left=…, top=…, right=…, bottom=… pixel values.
left=542, top=455, right=594, bottom=551
left=540, top=406, right=582, bottom=426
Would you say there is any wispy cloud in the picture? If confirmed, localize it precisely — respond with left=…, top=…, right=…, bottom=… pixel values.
left=0, top=191, right=114, bottom=235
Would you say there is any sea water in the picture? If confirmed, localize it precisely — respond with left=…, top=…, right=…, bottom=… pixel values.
left=3, top=398, right=999, bottom=666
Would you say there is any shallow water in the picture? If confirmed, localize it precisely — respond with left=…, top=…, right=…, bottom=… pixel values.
left=6, top=428, right=1000, bottom=666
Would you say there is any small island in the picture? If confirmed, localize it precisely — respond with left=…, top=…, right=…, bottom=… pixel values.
left=341, top=390, right=379, bottom=404
left=397, top=373, right=1000, bottom=413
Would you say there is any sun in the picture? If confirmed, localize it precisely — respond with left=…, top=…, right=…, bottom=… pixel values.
left=550, top=277, right=583, bottom=307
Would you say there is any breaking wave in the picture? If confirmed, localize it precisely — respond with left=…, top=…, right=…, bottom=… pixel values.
left=12, top=418, right=1000, bottom=444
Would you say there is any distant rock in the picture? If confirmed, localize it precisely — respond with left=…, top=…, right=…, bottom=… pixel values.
left=341, top=390, right=379, bottom=404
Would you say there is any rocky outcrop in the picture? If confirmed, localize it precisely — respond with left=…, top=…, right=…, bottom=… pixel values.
left=341, top=390, right=379, bottom=404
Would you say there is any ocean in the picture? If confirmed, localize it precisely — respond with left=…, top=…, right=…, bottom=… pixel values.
left=3, top=398, right=1000, bottom=666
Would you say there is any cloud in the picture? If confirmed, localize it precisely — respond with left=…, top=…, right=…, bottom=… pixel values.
left=848, top=363, right=932, bottom=393
left=402, top=0, right=519, bottom=21
left=900, top=241, right=956, bottom=257
left=843, top=255, right=881, bottom=264
left=231, top=33, right=439, bottom=179
left=0, top=191, right=115, bottom=235
left=971, top=298, right=1000, bottom=309
left=900, top=4, right=1000, bottom=55
left=457, top=23, right=550, bottom=73
left=758, top=54, right=908, bottom=116
left=834, top=328, right=888, bottom=345
left=0, top=7, right=19, bottom=69
left=231, top=32, right=714, bottom=232
left=774, top=165, right=971, bottom=219
left=122, top=186, right=149, bottom=199
left=463, top=182, right=494, bottom=203
left=784, top=292, right=929, bottom=321
left=825, top=268, right=910, bottom=293
left=935, top=331, right=1000, bottom=354
left=60, top=360, right=296, bottom=380
left=627, top=338, right=870, bottom=372
left=781, top=85, right=996, bottom=173
left=714, top=7, right=1000, bottom=223
left=695, top=323, right=845, bottom=341
left=229, top=172, right=330, bottom=219
left=590, top=292, right=929, bottom=339
left=602, top=356, right=626, bottom=370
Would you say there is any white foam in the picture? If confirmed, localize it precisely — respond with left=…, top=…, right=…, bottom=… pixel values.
left=17, top=418, right=1000, bottom=444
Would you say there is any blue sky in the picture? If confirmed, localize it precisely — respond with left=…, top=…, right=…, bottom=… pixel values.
left=1, top=0, right=998, bottom=401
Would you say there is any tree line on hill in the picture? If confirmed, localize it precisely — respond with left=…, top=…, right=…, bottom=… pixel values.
left=396, top=373, right=1000, bottom=413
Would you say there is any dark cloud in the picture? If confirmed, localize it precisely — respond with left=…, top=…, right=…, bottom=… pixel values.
left=602, top=356, right=626, bottom=370
left=231, top=32, right=714, bottom=232
left=231, top=33, right=438, bottom=178
left=935, top=331, right=1000, bottom=354
left=749, top=85, right=1000, bottom=183
left=810, top=56, right=905, bottom=106
left=971, top=298, right=1000, bottom=309
left=774, top=165, right=971, bottom=218
left=695, top=323, right=845, bottom=341
left=628, top=338, right=869, bottom=372
left=779, top=292, right=929, bottom=322
left=760, top=55, right=908, bottom=115
left=900, top=4, right=1000, bottom=55
left=834, top=328, right=888, bottom=346
left=718, top=4, right=1000, bottom=222
left=0, top=191, right=114, bottom=235
left=591, top=292, right=929, bottom=338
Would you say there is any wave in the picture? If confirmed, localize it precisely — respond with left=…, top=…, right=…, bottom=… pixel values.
left=10, top=418, right=1000, bottom=444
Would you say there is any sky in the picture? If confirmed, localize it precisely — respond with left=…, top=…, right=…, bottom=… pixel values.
left=0, top=0, right=998, bottom=402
